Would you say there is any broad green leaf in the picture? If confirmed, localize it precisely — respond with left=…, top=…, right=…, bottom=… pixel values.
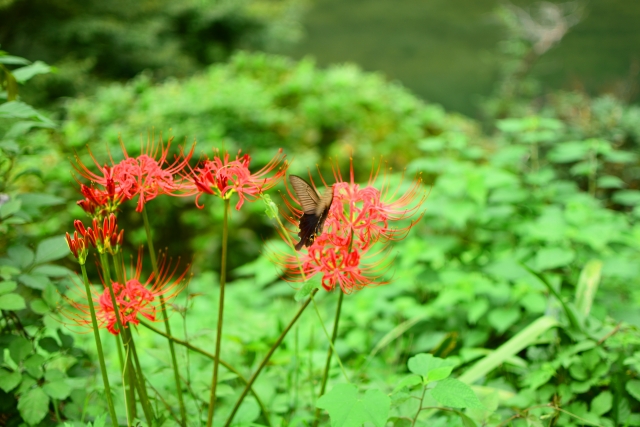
left=24, top=354, right=45, bottom=379
left=35, top=235, right=69, bottom=264
left=487, top=307, right=520, bottom=334
left=9, top=336, right=32, bottom=363
left=547, top=141, right=590, bottom=163
left=0, top=198, right=21, bottom=218
left=43, top=378, right=71, bottom=400
left=38, top=337, right=60, bottom=353
left=459, top=316, right=559, bottom=385
left=17, top=193, right=65, bottom=207
left=597, top=175, right=625, bottom=189
left=12, top=61, right=52, bottom=83
left=0, top=280, right=17, bottom=294
left=431, top=378, right=485, bottom=409
left=535, top=247, right=575, bottom=271
left=575, top=260, right=602, bottom=318
left=0, top=101, right=52, bottom=124
left=294, top=279, right=320, bottom=302
left=0, top=368, right=21, bottom=392
left=30, top=298, right=49, bottom=314
left=407, top=353, right=456, bottom=382
left=17, top=386, right=50, bottom=425
left=613, top=190, right=640, bottom=206
left=316, top=384, right=390, bottom=427
left=7, top=245, right=34, bottom=268
left=391, top=375, right=422, bottom=393
left=0, top=293, right=26, bottom=310
left=18, top=273, right=50, bottom=290
left=591, top=391, right=612, bottom=416
left=604, top=150, right=637, bottom=164
left=626, top=380, right=640, bottom=402
left=0, top=55, right=30, bottom=65
left=32, top=264, right=73, bottom=277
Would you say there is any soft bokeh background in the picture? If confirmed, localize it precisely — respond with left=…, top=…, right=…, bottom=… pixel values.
left=2, top=0, right=640, bottom=426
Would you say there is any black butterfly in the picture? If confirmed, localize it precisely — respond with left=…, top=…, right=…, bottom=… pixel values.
left=289, top=175, right=334, bottom=251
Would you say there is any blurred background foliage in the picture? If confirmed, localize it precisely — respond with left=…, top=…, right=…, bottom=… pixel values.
left=1, top=0, right=640, bottom=426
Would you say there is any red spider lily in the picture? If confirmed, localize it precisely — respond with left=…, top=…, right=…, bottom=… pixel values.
left=75, top=168, right=127, bottom=219
left=74, top=214, right=124, bottom=255
left=73, top=136, right=195, bottom=213
left=186, top=148, right=287, bottom=210
left=62, top=251, right=189, bottom=335
left=65, top=231, right=89, bottom=265
left=277, top=158, right=425, bottom=293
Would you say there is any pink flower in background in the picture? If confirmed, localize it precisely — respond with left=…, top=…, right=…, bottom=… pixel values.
left=187, top=148, right=287, bottom=210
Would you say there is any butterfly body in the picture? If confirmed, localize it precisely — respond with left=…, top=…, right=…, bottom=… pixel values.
left=289, top=175, right=334, bottom=250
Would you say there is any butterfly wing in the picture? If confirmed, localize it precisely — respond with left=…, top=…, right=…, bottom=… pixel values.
left=289, top=175, right=320, bottom=214
left=289, top=175, right=333, bottom=250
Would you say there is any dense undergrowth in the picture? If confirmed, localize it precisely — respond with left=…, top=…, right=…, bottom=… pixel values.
left=2, top=40, right=640, bottom=427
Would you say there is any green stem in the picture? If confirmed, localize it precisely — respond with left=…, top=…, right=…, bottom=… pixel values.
left=312, top=291, right=344, bottom=427
left=99, top=252, right=135, bottom=424
left=127, top=328, right=154, bottom=424
left=139, top=320, right=271, bottom=426
left=80, top=264, right=119, bottom=427
left=311, top=295, right=349, bottom=382
left=223, top=289, right=319, bottom=427
left=142, top=206, right=187, bottom=426
left=207, top=198, right=231, bottom=427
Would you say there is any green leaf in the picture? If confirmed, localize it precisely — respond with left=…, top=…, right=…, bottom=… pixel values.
left=17, top=386, right=50, bottom=425
left=535, top=247, right=575, bottom=271
left=294, top=279, right=320, bottom=302
left=0, top=368, right=21, bottom=392
left=0, top=101, right=52, bottom=124
left=431, top=378, right=485, bottom=409
left=24, top=354, right=45, bottom=379
left=613, top=190, right=640, bottom=206
left=18, top=273, right=50, bottom=290
left=38, top=337, right=60, bottom=353
left=0, top=293, right=26, bottom=310
left=35, top=235, right=70, bottom=264
left=591, top=391, right=612, bottom=416
left=7, top=245, right=34, bottom=268
left=575, top=260, right=602, bottom=318
left=16, top=193, right=65, bottom=208
left=459, top=316, right=558, bottom=385
left=43, top=378, right=71, bottom=400
left=31, top=264, right=73, bottom=277
left=547, top=141, right=590, bottom=163
left=0, top=55, right=30, bottom=65
left=12, top=61, right=52, bottom=83
left=597, top=175, right=625, bottom=189
left=626, top=380, right=640, bottom=402
left=0, top=198, right=21, bottom=218
left=407, top=353, right=456, bottom=382
left=391, top=375, right=422, bottom=393
left=43, top=283, right=61, bottom=307
left=30, top=298, right=49, bottom=315
left=0, top=280, right=17, bottom=294
left=9, top=336, right=32, bottom=363
left=487, top=307, right=520, bottom=334
left=316, top=384, right=390, bottom=427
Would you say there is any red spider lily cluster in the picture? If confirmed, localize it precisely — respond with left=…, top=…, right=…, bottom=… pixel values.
left=66, top=136, right=288, bottom=335
left=280, top=160, right=425, bottom=293
left=185, top=148, right=288, bottom=210
left=63, top=252, right=189, bottom=335
left=73, top=136, right=195, bottom=215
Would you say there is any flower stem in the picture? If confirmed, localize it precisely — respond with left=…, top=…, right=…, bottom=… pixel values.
left=80, top=264, right=119, bottom=427
left=312, top=290, right=344, bottom=427
left=223, top=288, right=319, bottom=427
left=126, top=327, right=154, bottom=425
left=311, top=295, right=349, bottom=382
left=207, top=197, right=231, bottom=427
left=142, top=206, right=187, bottom=426
left=99, top=252, right=135, bottom=424
left=139, top=320, right=272, bottom=426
